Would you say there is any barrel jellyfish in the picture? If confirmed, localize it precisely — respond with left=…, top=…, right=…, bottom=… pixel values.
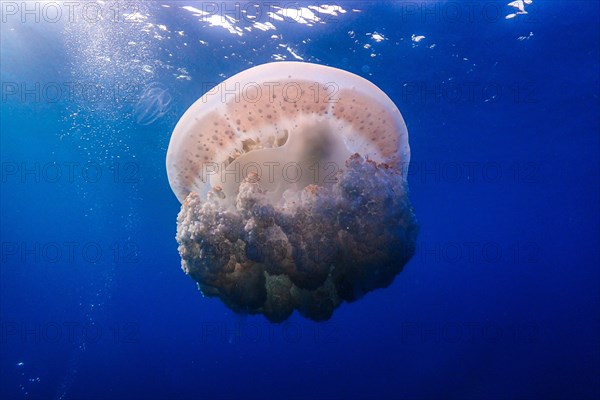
left=166, top=62, right=418, bottom=322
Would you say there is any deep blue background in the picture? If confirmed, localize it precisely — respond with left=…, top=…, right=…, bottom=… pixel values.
left=1, top=1, right=599, bottom=399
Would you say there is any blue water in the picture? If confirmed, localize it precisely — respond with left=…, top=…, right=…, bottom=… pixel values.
left=1, top=1, right=599, bottom=399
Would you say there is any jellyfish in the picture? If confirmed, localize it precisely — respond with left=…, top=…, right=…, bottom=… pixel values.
left=133, top=82, right=172, bottom=125
left=166, top=62, right=418, bottom=322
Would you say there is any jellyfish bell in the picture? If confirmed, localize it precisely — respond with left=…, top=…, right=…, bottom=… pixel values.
left=166, top=62, right=410, bottom=203
left=167, top=62, right=418, bottom=322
